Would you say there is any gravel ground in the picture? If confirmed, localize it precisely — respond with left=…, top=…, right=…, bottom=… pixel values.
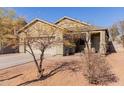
left=0, top=52, right=124, bottom=86
left=0, top=54, right=88, bottom=86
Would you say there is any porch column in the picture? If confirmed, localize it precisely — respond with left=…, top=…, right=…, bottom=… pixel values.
left=100, top=31, right=106, bottom=54
left=85, top=32, right=91, bottom=49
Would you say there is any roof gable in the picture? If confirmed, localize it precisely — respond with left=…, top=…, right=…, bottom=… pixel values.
left=55, top=16, right=91, bottom=26
left=55, top=16, right=107, bottom=31
left=18, top=18, right=68, bottom=33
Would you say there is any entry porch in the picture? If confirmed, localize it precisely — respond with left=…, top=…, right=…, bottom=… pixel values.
left=65, top=29, right=107, bottom=55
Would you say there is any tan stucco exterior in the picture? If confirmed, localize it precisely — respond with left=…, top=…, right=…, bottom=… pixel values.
left=18, top=17, right=109, bottom=55
left=55, top=17, right=108, bottom=54
left=18, top=19, right=65, bottom=56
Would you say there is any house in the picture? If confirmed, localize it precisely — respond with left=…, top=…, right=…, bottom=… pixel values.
left=18, top=17, right=109, bottom=56
left=18, top=19, right=66, bottom=56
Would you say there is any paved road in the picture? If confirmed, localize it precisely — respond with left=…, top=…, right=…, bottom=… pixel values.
left=0, top=53, right=40, bottom=70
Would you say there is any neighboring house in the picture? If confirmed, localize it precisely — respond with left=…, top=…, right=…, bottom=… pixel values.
left=18, top=17, right=109, bottom=56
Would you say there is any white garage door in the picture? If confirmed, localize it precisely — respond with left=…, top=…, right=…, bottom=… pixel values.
left=25, top=45, right=58, bottom=57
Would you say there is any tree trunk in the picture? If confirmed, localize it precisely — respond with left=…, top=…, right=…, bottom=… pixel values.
left=27, top=42, right=41, bottom=75
left=39, top=49, right=45, bottom=78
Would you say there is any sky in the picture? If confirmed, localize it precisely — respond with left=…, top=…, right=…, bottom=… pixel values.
left=13, top=7, right=124, bottom=28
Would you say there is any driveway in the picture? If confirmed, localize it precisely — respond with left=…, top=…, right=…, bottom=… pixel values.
left=0, top=53, right=40, bottom=70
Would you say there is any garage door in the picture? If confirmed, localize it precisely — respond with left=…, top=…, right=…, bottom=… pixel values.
left=25, top=44, right=58, bottom=56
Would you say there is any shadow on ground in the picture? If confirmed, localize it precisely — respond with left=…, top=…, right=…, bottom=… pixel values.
left=0, top=74, right=23, bottom=82
left=17, top=61, right=82, bottom=86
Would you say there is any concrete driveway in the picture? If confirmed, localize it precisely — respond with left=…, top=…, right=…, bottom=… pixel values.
left=0, top=53, right=40, bottom=70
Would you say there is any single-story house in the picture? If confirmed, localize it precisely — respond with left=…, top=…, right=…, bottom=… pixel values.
left=18, top=16, right=109, bottom=56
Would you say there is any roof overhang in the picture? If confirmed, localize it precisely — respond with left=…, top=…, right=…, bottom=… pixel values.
left=18, top=18, right=69, bottom=34
left=54, top=16, right=91, bottom=26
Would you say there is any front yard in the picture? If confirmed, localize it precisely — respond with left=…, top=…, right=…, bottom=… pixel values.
left=0, top=52, right=124, bottom=86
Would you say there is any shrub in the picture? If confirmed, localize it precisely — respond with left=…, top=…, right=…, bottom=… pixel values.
left=83, top=52, right=118, bottom=85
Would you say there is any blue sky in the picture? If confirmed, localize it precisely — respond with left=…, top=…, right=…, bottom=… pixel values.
left=13, top=7, right=124, bottom=27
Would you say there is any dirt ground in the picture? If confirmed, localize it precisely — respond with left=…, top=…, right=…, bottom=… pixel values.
left=107, top=52, right=124, bottom=86
left=0, top=52, right=124, bottom=86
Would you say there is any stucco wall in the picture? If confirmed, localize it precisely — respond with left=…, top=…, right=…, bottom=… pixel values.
left=56, top=18, right=89, bottom=31
left=56, top=18, right=108, bottom=54
left=19, top=18, right=108, bottom=55
left=19, top=20, right=64, bottom=56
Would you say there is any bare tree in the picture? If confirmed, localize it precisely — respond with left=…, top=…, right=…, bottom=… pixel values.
left=25, top=25, right=61, bottom=79
left=119, top=21, right=124, bottom=47
left=0, top=8, right=26, bottom=54
left=109, top=24, right=119, bottom=41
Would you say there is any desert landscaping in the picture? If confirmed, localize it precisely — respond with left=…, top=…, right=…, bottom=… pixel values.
left=0, top=51, right=124, bottom=86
